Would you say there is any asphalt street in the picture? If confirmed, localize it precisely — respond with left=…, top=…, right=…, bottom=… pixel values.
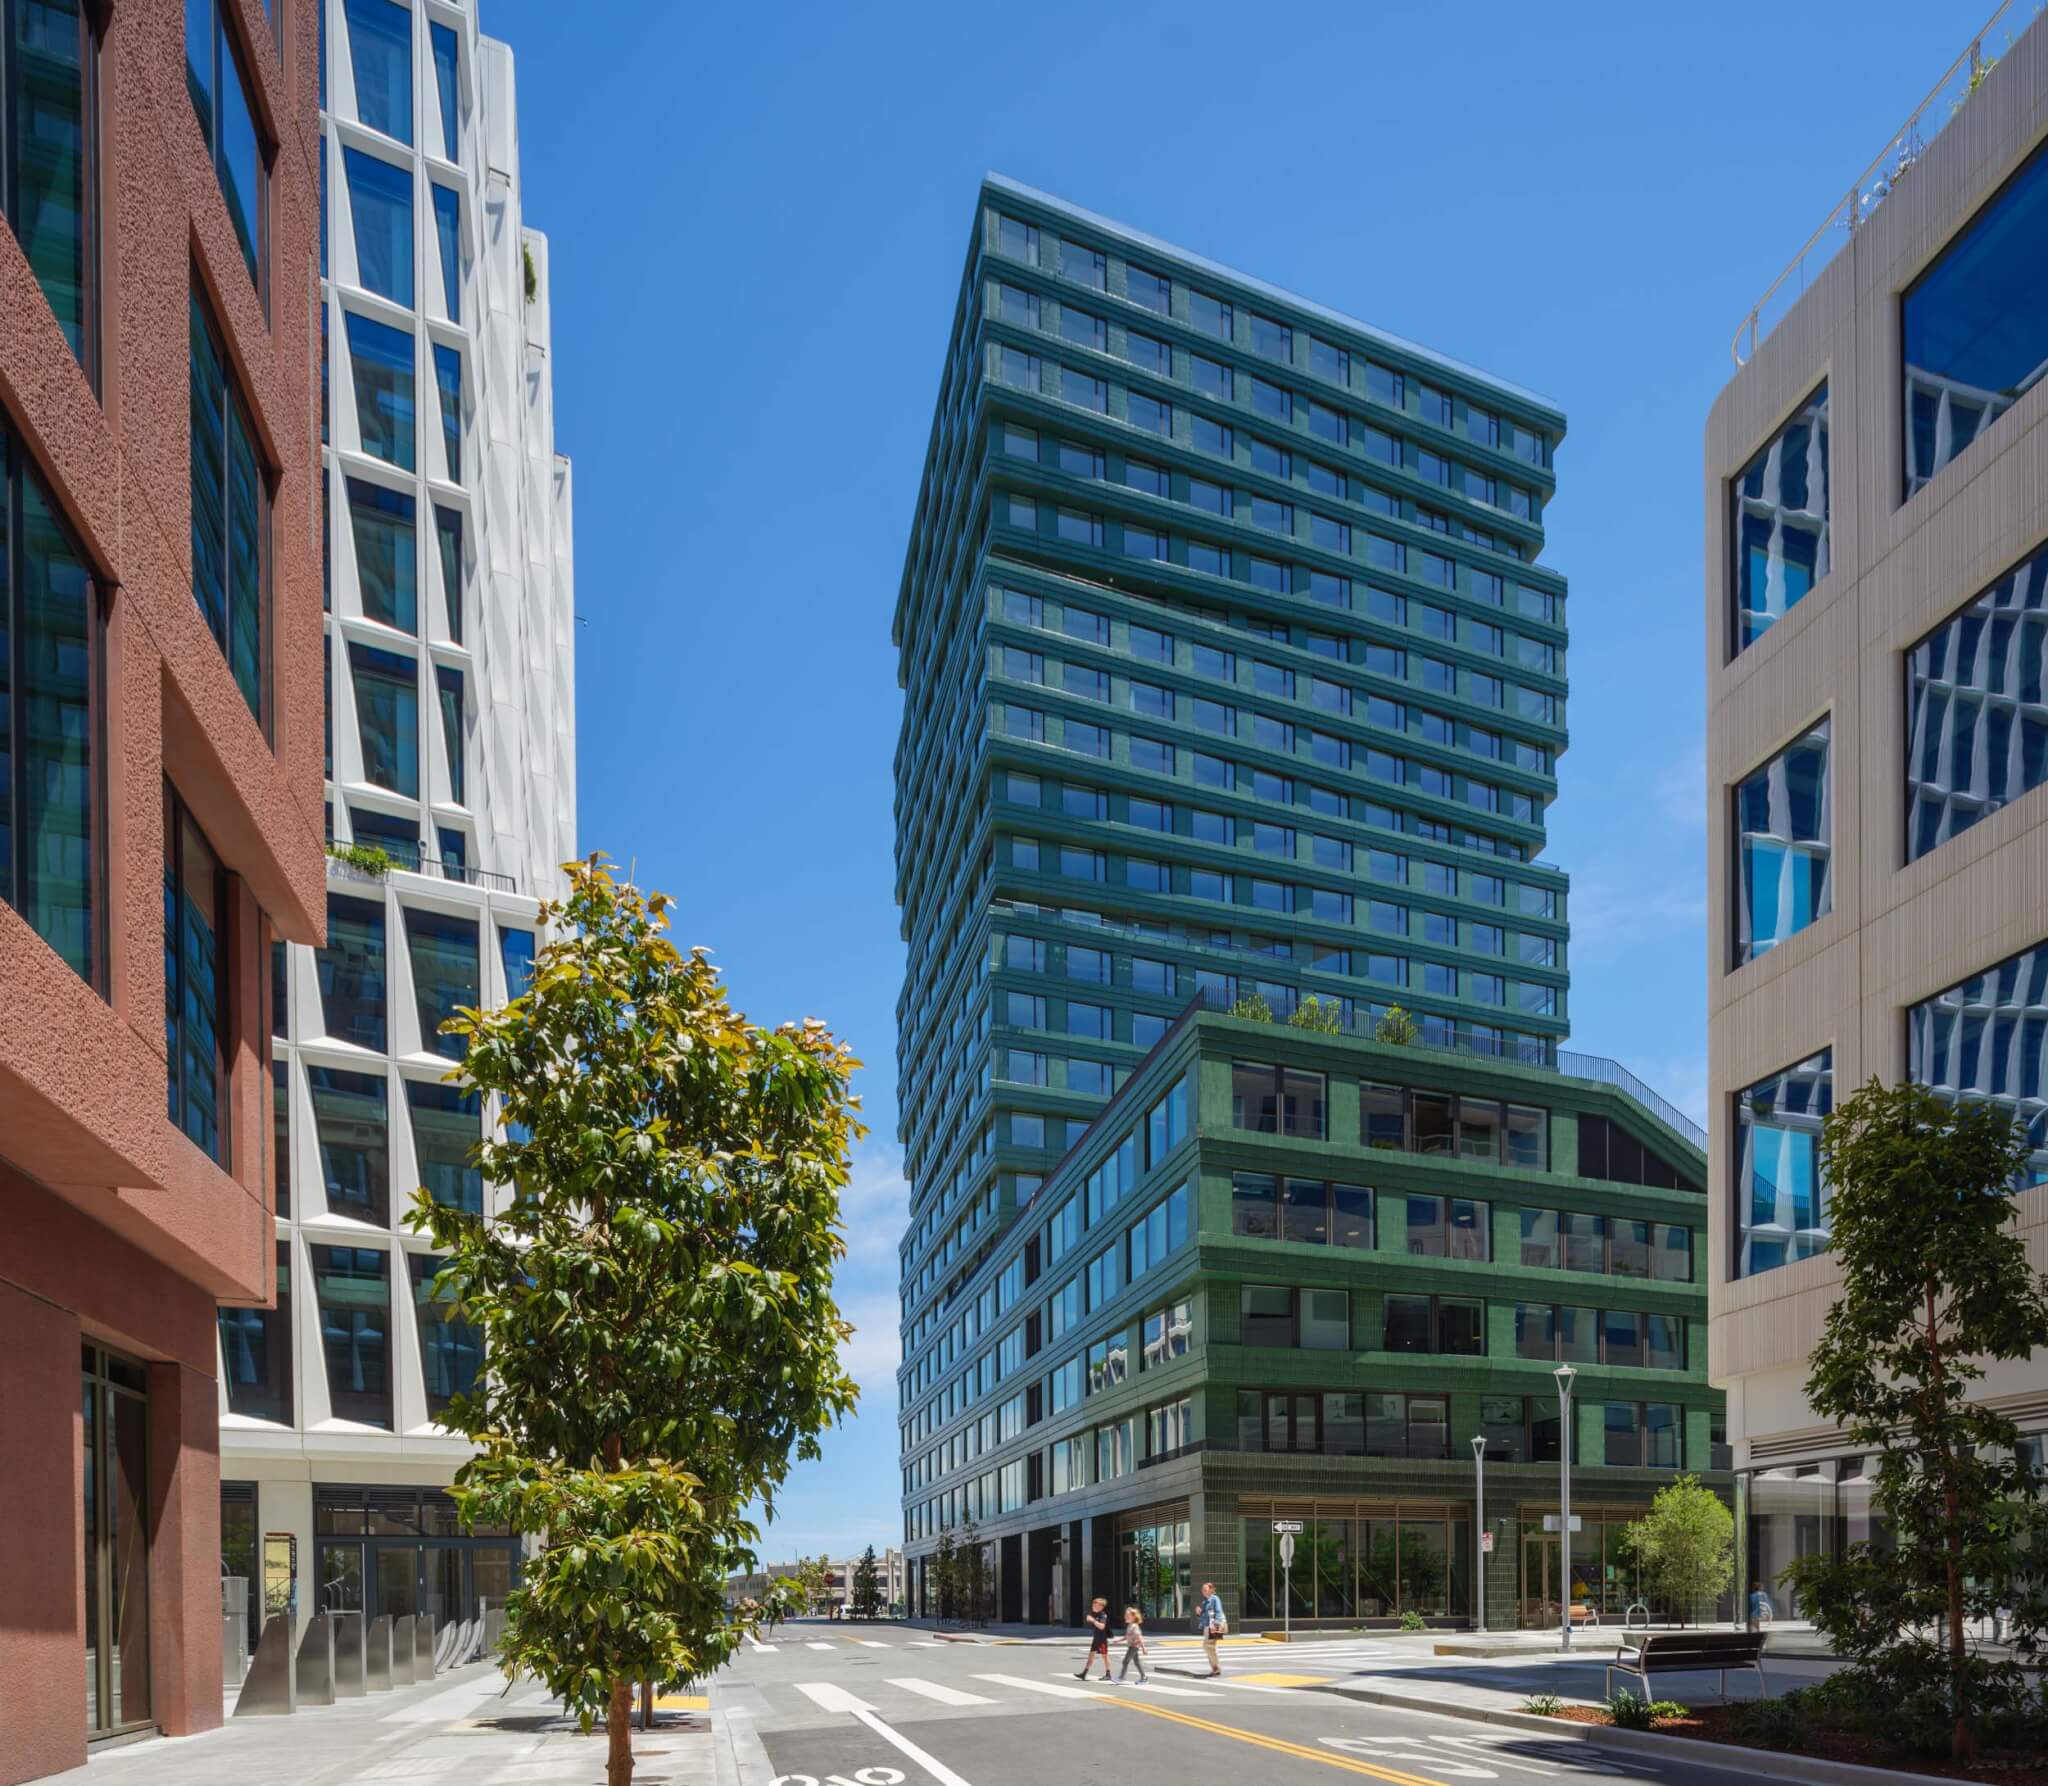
left=719, top=1621, right=1807, bottom=1786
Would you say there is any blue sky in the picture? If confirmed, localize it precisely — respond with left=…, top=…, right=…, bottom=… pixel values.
left=487, top=0, right=1990, bottom=1557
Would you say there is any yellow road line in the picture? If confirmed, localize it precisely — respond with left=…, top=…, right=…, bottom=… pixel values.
left=1101, top=1695, right=1445, bottom=1786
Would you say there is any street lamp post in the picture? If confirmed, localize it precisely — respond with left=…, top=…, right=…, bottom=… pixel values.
left=1470, top=1434, right=1487, bottom=1635
left=1555, top=1364, right=1577, bottom=1652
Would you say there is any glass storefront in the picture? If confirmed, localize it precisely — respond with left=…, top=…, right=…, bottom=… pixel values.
left=1741, top=1456, right=1892, bottom=1623
left=313, top=1484, right=520, bottom=1624
left=83, top=1344, right=151, bottom=1739
left=1240, top=1502, right=1468, bottom=1622
left=1117, top=1512, right=1190, bottom=1621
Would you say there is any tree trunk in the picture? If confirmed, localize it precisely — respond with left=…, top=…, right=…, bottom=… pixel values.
left=1926, top=1282, right=1975, bottom=1764
left=640, top=1679, right=654, bottom=1729
left=607, top=1676, right=634, bottom=1786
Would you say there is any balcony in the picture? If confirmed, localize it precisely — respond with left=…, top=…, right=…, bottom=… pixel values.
left=325, top=841, right=517, bottom=894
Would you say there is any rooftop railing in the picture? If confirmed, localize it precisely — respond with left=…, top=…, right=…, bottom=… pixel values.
left=1732, top=3, right=2013, bottom=366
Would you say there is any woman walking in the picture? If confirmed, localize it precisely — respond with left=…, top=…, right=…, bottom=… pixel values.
left=1117, top=1606, right=1148, bottom=1684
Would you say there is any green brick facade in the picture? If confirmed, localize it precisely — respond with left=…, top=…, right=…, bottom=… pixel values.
left=891, top=178, right=1719, bottom=1629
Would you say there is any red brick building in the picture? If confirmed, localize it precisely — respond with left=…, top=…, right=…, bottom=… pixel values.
left=0, top=1, right=321, bottom=1775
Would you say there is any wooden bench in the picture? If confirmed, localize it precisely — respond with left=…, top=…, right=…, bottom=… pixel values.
left=1606, top=1629, right=1768, bottom=1703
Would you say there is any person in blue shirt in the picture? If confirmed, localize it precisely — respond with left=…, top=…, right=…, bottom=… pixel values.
left=1197, top=1581, right=1226, bottom=1676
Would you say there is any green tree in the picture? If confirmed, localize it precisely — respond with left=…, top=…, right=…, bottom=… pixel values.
left=407, top=859, right=860, bottom=1786
left=849, top=1546, right=882, bottom=1621
left=1615, top=1475, right=1733, bottom=1627
left=932, top=1531, right=959, bottom=1622
left=959, top=1520, right=989, bottom=1624
left=1373, top=1004, right=1418, bottom=1046
left=795, top=1554, right=832, bottom=1616
left=1782, top=1080, right=2048, bottom=1763
left=1288, top=994, right=1343, bottom=1033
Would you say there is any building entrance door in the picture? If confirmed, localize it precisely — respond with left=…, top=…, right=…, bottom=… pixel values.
left=1520, top=1530, right=1559, bottom=1629
left=83, top=1345, right=151, bottom=1740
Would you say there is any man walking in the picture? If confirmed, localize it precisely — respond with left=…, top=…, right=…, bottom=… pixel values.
left=1197, top=1581, right=1226, bottom=1677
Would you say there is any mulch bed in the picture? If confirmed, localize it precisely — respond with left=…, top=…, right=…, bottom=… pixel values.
left=1536, top=1703, right=2048, bottom=1785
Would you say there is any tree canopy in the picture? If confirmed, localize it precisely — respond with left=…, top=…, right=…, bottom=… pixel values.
left=408, top=858, right=861, bottom=1783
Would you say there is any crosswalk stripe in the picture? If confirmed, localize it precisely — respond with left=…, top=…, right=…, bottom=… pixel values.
left=972, top=1672, right=1104, bottom=1701
left=794, top=1681, right=873, bottom=1713
left=885, top=1677, right=994, bottom=1706
left=907, top=1640, right=946, bottom=1648
left=850, top=1639, right=891, bottom=1648
left=805, top=1641, right=837, bottom=1651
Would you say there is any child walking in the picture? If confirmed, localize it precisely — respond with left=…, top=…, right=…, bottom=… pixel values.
left=1117, top=1606, right=1148, bottom=1683
left=1075, top=1597, right=1113, bottom=1680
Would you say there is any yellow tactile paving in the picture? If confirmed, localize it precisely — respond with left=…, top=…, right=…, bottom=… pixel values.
left=653, top=1693, right=709, bottom=1710
left=1230, top=1670, right=1337, bottom=1686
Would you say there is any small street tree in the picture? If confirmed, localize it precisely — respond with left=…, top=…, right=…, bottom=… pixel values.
left=408, top=859, right=860, bottom=1786
left=849, top=1546, right=882, bottom=1621
left=1782, top=1080, right=2048, bottom=1763
left=959, top=1520, right=989, bottom=1625
left=1615, top=1474, right=1732, bottom=1627
left=932, top=1531, right=959, bottom=1622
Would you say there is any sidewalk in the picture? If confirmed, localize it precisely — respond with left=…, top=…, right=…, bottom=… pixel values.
left=42, top=1662, right=719, bottom=1786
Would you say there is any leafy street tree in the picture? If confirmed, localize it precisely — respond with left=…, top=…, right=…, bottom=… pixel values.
left=959, top=1520, right=989, bottom=1625
left=798, top=1554, right=834, bottom=1616
left=850, top=1546, right=882, bottom=1621
left=1782, top=1080, right=2048, bottom=1763
left=408, top=859, right=861, bottom=1786
left=932, top=1531, right=959, bottom=1622
left=1615, top=1474, right=1733, bottom=1627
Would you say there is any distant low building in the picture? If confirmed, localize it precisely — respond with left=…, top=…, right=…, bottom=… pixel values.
left=728, top=1548, right=908, bottom=1614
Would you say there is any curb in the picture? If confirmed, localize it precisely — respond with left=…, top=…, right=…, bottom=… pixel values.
left=711, top=1704, right=778, bottom=1786
left=1307, top=1683, right=1999, bottom=1786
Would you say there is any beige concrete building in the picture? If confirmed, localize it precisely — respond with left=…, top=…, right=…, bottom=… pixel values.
left=1705, top=8, right=2048, bottom=1617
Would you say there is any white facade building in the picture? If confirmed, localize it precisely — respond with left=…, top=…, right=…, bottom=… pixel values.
left=217, top=0, right=574, bottom=1645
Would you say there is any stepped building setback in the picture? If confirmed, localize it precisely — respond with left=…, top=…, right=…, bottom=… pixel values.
left=215, top=0, right=575, bottom=1659
left=891, top=179, right=1721, bottom=1629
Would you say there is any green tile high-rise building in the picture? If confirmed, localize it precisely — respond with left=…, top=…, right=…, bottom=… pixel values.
left=892, top=178, right=1719, bottom=1630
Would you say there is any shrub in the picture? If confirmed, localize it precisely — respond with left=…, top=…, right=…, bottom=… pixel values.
left=1373, top=1004, right=1418, bottom=1046
left=1605, top=1692, right=1686, bottom=1731
left=1521, top=1694, right=1564, bottom=1717
left=1227, top=993, right=1274, bottom=1023
left=326, top=841, right=392, bottom=877
left=1735, top=1695, right=1807, bottom=1751
left=1288, top=994, right=1343, bottom=1033
left=1398, top=1610, right=1427, bottom=1632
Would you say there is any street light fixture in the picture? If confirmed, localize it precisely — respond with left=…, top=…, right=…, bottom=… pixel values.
left=1554, top=1363, right=1577, bottom=1651
left=1470, top=1434, right=1487, bottom=1635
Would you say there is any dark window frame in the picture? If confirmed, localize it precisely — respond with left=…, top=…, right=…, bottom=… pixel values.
left=2, top=0, right=102, bottom=382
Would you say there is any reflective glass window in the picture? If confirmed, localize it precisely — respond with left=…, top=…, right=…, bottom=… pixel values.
left=436, top=664, right=464, bottom=805
left=1731, top=385, right=1828, bottom=651
left=343, top=145, right=412, bottom=305
left=312, top=1244, right=391, bottom=1427
left=344, top=0, right=411, bottom=142
left=429, top=20, right=458, bottom=160
left=1735, top=720, right=1830, bottom=964
left=6, top=0, right=94, bottom=365
left=349, top=641, right=419, bottom=796
left=1903, top=140, right=2048, bottom=496
left=432, top=184, right=460, bottom=322
left=317, top=894, right=385, bottom=1049
left=405, top=907, right=477, bottom=1060
left=1735, top=1049, right=1834, bottom=1276
left=345, top=312, right=415, bottom=469
left=308, top=1067, right=387, bottom=1225
left=432, top=343, right=461, bottom=481
left=407, top=1081, right=480, bottom=1213
left=434, top=505, right=462, bottom=641
left=163, top=786, right=227, bottom=1163
left=1905, top=540, right=2048, bottom=861
left=187, top=0, right=266, bottom=286
left=219, top=1240, right=293, bottom=1423
left=0, top=415, right=101, bottom=982
left=190, top=289, right=268, bottom=720
left=410, top=1252, right=480, bottom=1419
left=346, top=478, right=416, bottom=631
left=499, top=925, right=535, bottom=998
left=1907, top=938, right=2048, bottom=1183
